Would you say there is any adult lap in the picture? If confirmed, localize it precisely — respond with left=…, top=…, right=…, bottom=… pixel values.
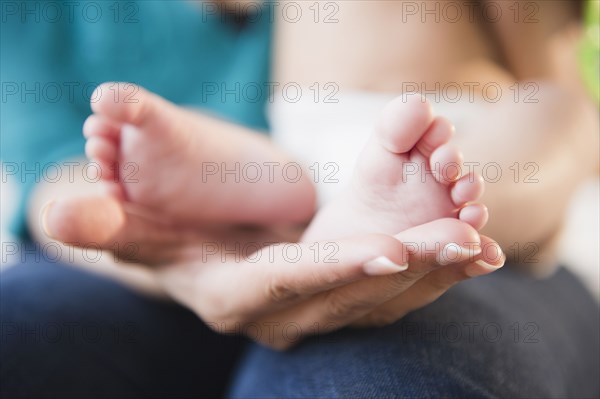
left=2, top=255, right=597, bottom=398
left=229, top=266, right=600, bottom=398
left=0, top=254, right=246, bottom=399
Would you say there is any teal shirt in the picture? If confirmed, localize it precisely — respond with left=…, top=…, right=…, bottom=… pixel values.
left=1, top=0, right=272, bottom=237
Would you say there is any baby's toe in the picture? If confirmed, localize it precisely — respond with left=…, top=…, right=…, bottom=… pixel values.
left=377, top=94, right=434, bottom=154
left=416, top=117, right=455, bottom=157
left=85, top=136, right=117, bottom=164
left=85, top=136, right=118, bottom=182
left=91, top=82, right=146, bottom=125
left=451, top=173, right=485, bottom=204
left=430, top=143, right=463, bottom=184
left=91, top=82, right=177, bottom=134
left=458, top=203, right=489, bottom=230
left=83, top=114, right=121, bottom=141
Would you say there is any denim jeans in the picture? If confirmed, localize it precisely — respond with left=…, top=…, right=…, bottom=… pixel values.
left=1, top=251, right=598, bottom=398
left=230, top=265, right=600, bottom=398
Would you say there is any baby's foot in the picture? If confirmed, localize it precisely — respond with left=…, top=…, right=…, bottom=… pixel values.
left=303, top=94, right=487, bottom=242
left=83, top=83, right=315, bottom=226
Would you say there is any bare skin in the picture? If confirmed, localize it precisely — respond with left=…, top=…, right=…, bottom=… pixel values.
left=84, top=83, right=316, bottom=226
left=22, top=0, right=549, bottom=348
left=42, top=190, right=503, bottom=349
left=38, top=89, right=504, bottom=348
left=85, top=82, right=488, bottom=245
left=273, top=0, right=599, bottom=266
left=303, top=94, right=487, bottom=242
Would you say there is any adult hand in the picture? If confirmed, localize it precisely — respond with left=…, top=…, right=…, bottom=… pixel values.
left=44, top=196, right=504, bottom=350
left=155, top=219, right=503, bottom=350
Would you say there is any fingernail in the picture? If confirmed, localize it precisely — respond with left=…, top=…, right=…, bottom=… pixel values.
left=436, top=243, right=482, bottom=266
left=475, top=253, right=506, bottom=271
left=364, top=256, right=408, bottom=276
left=40, top=201, right=56, bottom=239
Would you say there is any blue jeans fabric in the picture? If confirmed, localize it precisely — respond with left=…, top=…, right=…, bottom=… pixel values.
left=230, top=266, right=600, bottom=398
left=1, top=252, right=598, bottom=398
left=0, top=255, right=246, bottom=399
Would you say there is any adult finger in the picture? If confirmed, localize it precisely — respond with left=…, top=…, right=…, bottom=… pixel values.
left=160, top=233, right=409, bottom=324
left=42, top=195, right=190, bottom=264
left=247, top=219, right=483, bottom=348
left=352, top=235, right=505, bottom=327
